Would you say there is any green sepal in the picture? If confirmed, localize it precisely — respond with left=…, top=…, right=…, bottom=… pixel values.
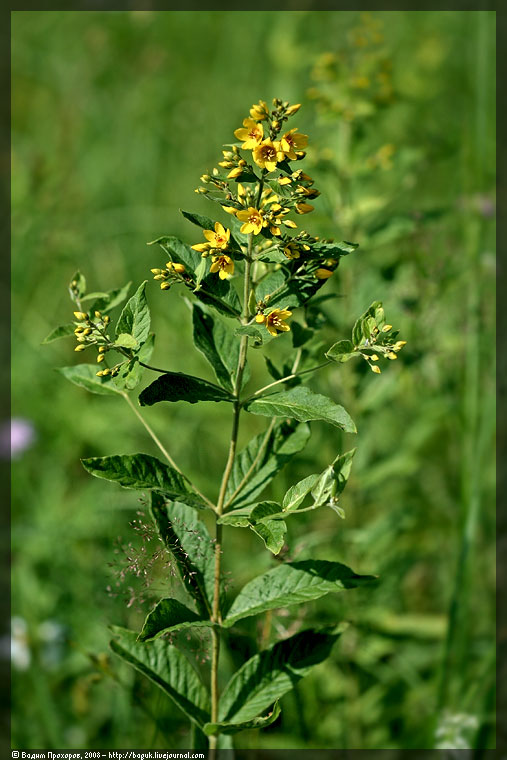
left=204, top=701, right=281, bottom=736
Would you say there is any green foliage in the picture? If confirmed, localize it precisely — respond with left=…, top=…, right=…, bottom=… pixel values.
left=115, top=281, right=151, bottom=346
left=57, top=364, right=123, bottom=396
left=246, top=386, right=356, bottom=432
left=138, top=599, right=212, bottom=641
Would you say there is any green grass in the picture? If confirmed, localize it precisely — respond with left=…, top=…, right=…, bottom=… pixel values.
left=12, top=10, right=495, bottom=750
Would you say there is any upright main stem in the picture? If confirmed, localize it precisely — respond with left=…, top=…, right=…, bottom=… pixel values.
left=209, top=233, right=254, bottom=753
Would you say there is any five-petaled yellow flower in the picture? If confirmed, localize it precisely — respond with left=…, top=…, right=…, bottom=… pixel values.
left=277, top=129, right=309, bottom=161
left=253, top=139, right=279, bottom=172
left=210, top=254, right=235, bottom=280
left=236, top=207, right=264, bottom=235
left=256, top=308, right=292, bottom=336
left=192, top=222, right=230, bottom=252
left=250, top=100, right=269, bottom=121
left=234, top=118, right=264, bottom=149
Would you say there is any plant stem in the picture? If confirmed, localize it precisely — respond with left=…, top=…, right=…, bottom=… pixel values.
left=209, top=230, right=254, bottom=754
left=223, top=418, right=276, bottom=510
left=121, top=392, right=215, bottom=510
left=243, top=360, right=333, bottom=403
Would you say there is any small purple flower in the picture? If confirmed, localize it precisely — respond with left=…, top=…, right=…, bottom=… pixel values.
left=0, top=418, right=36, bottom=460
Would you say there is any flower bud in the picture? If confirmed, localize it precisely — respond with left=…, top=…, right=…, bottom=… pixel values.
left=371, top=365, right=381, bottom=374
left=200, top=174, right=211, bottom=183
left=315, top=268, right=334, bottom=279
left=74, top=344, right=86, bottom=352
left=98, top=346, right=107, bottom=353
left=382, top=324, right=393, bottom=332
left=227, top=167, right=243, bottom=179
left=94, top=311, right=101, bottom=318
left=73, top=311, right=88, bottom=321
left=160, top=282, right=171, bottom=290
left=286, top=103, right=301, bottom=115
left=97, top=354, right=105, bottom=363
left=103, top=316, right=110, bottom=324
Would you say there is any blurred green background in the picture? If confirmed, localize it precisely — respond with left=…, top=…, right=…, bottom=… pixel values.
left=11, top=10, right=495, bottom=751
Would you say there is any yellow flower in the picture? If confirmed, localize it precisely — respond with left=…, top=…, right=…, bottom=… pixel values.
left=295, top=202, right=314, bottom=214
left=277, top=129, right=309, bottom=161
left=236, top=207, right=264, bottom=235
left=234, top=118, right=264, bottom=149
left=210, top=254, right=235, bottom=280
left=263, top=308, right=293, bottom=337
left=253, top=139, right=279, bottom=172
left=192, top=222, right=230, bottom=252
left=250, top=100, right=269, bottom=121
left=285, top=103, right=301, bottom=116
left=283, top=243, right=301, bottom=259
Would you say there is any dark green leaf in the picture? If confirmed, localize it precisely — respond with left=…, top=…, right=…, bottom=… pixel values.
left=224, top=421, right=311, bottom=508
left=81, top=453, right=206, bottom=509
left=224, top=560, right=375, bottom=627
left=138, top=598, right=212, bottom=641
left=204, top=701, right=281, bottom=736
left=246, top=386, right=356, bottom=433
left=255, top=270, right=286, bottom=304
left=218, top=627, right=342, bottom=722
left=42, top=323, right=76, bottom=344
left=115, top=281, right=151, bottom=346
left=250, top=519, right=287, bottom=555
left=110, top=626, right=210, bottom=727
left=192, top=304, right=243, bottom=391
left=139, top=372, right=234, bottom=406
left=308, top=240, right=358, bottom=256
left=219, top=501, right=287, bottom=555
left=58, top=364, right=123, bottom=396
left=148, top=235, right=202, bottom=273
left=235, top=325, right=264, bottom=347
left=150, top=495, right=215, bottom=616
left=291, top=321, right=314, bottom=348
left=196, top=273, right=242, bottom=318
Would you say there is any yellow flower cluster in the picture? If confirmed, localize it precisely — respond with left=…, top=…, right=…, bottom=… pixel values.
left=151, top=260, right=187, bottom=290
left=72, top=310, right=121, bottom=377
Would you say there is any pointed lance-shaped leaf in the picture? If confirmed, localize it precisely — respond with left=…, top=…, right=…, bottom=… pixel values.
left=115, top=281, right=151, bottom=346
left=82, top=281, right=131, bottom=315
left=192, top=304, right=245, bottom=392
left=224, top=559, right=376, bottom=627
left=246, top=386, right=356, bottom=433
left=138, top=598, right=213, bottom=642
left=204, top=701, right=281, bottom=736
left=218, top=626, right=343, bottom=723
left=57, top=364, right=123, bottom=396
left=113, top=333, right=155, bottom=391
left=139, top=372, right=235, bottom=406
left=149, top=494, right=216, bottom=617
left=109, top=626, right=210, bottom=727
left=225, top=421, right=311, bottom=509
left=42, top=323, right=76, bottom=344
left=81, top=453, right=207, bottom=509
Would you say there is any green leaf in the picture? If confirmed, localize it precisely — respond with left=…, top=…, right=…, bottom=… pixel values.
left=139, top=372, right=234, bottom=406
left=218, top=627, right=342, bottom=723
left=251, top=519, right=287, bottom=555
left=138, top=598, right=212, bottom=641
left=113, top=333, right=155, bottom=391
left=219, top=501, right=287, bottom=555
left=308, top=240, right=358, bottom=256
left=311, top=449, right=356, bottom=510
left=224, top=560, right=375, bottom=627
left=115, top=281, right=151, bottom=346
left=196, top=273, right=242, bottom=318
left=81, top=453, right=206, bottom=509
left=193, top=258, right=208, bottom=290
left=225, top=421, right=311, bottom=508
left=114, top=333, right=139, bottom=350
left=192, top=304, right=243, bottom=391
left=68, top=270, right=86, bottom=301
left=326, top=339, right=359, bottom=363
left=150, top=494, right=215, bottom=616
left=291, top=321, right=314, bottom=348
left=204, top=701, right=281, bottom=736
left=267, top=274, right=328, bottom=311
left=109, top=626, right=210, bottom=727
left=58, top=364, right=123, bottom=396
left=83, top=282, right=131, bottom=314
left=246, top=386, right=356, bottom=433
left=281, top=474, right=320, bottom=512
left=255, top=269, right=286, bottom=304
left=148, top=235, right=202, bottom=273
left=42, top=323, right=76, bottom=344
left=235, top=325, right=264, bottom=347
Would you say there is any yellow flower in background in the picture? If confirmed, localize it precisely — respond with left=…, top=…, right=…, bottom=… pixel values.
left=210, top=254, right=234, bottom=280
left=236, top=207, right=264, bottom=235
left=250, top=100, right=269, bottom=121
left=261, top=308, right=293, bottom=337
left=253, top=139, right=279, bottom=172
left=234, top=118, right=264, bottom=149
left=277, top=129, right=309, bottom=160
